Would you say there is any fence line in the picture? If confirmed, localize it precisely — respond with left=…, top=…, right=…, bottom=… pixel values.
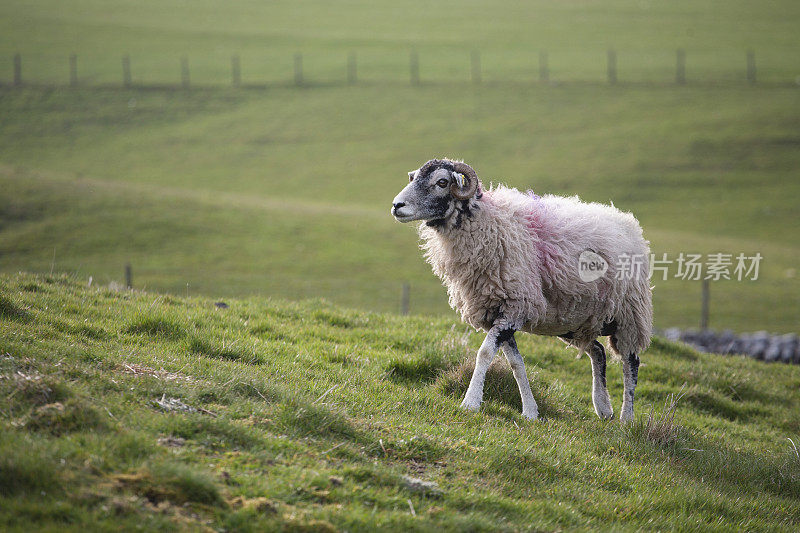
left=13, top=53, right=21, bottom=85
left=122, top=55, right=131, bottom=87
left=607, top=49, right=617, bottom=85
left=3, top=49, right=783, bottom=89
left=539, top=50, right=549, bottom=83
left=746, top=49, right=757, bottom=84
left=125, top=263, right=133, bottom=289
left=470, top=50, right=481, bottom=84
left=180, top=56, right=190, bottom=88
left=231, top=55, right=241, bottom=87
left=69, top=54, right=77, bottom=87
left=676, top=48, right=686, bottom=85
left=294, top=53, right=303, bottom=86
left=409, top=49, right=419, bottom=86
left=347, top=51, right=357, bottom=85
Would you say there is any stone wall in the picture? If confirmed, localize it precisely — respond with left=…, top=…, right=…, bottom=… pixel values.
left=659, top=328, right=799, bottom=364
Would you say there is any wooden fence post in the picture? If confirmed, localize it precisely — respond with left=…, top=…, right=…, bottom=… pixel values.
left=180, top=56, right=190, bottom=88
left=701, top=279, right=710, bottom=330
left=676, top=48, right=686, bottom=85
left=69, top=54, right=77, bottom=86
left=125, top=263, right=133, bottom=290
left=410, top=50, right=419, bottom=86
left=347, top=51, right=357, bottom=85
left=401, top=282, right=410, bottom=315
left=746, top=49, right=756, bottom=84
left=539, top=50, right=549, bottom=83
left=607, top=49, right=617, bottom=85
left=122, top=55, right=131, bottom=87
left=471, top=50, right=481, bottom=84
left=231, top=55, right=241, bottom=87
left=294, top=53, right=303, bottom=86
left=13, top=53, right=21, bottom=86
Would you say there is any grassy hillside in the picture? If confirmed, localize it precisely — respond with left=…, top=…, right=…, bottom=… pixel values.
left=1, top=0, right=798, bottom=333
left=1, top=273, right=800, bottom=531
left=1, top=84, right=798, bottom=332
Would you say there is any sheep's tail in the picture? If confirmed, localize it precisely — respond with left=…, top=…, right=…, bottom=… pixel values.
left=609, top=279, right=653, bottom=357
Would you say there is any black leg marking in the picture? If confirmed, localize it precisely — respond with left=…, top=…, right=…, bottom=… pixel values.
left=590, top=340, right=607, bottom=387
left=626, top=352, right=640, bottom=402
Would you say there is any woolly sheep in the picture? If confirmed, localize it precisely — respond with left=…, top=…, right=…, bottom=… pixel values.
left=391, top=159, right=652, bottom=421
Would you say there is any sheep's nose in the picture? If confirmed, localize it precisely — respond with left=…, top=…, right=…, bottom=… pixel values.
left=393, top=201, right=406, bottom=210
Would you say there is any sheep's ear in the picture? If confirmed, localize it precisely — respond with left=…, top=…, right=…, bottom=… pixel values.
left=408, top=170, right=417, bottom=182
left=452, top=172, right=466, bottom=188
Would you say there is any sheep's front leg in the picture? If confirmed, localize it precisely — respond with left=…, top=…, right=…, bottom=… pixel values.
left=460, top=327, right=503, bottom=413
left=500, top=333, right=539, bottom=420
left=620, top=352, right=640, bottom=422
left=589, top=340, right=614, bottom=420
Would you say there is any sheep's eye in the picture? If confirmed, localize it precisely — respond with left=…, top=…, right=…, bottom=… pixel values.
left=436, top=178, right=449, bottom=188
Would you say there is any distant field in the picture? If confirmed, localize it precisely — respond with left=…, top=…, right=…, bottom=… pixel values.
left=0, top=1, right=798, bottom=333
left=2, top=0, right=800, bottom=85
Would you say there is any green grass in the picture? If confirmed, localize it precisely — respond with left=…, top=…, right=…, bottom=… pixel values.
left=0, top=0, right=798, bottom=334
left=2, top=0, right=800, bottom=85
left=1, top=272, right=800, bottom=531
left=1, top=84, right=798, bottom=332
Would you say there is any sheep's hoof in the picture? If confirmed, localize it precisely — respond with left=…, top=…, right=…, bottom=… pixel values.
left=619, top=405, right=634, bottom=422
left=521, top=409, right=539, bottom=421
left=593, top=396, right=614, bottom=420
left=595, top=407, right=614, bottom=420
left=459, top=399, right=480, bottom=412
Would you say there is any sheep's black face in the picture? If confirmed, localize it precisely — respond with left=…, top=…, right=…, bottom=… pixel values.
left=391, top=160, right=459, bottom=223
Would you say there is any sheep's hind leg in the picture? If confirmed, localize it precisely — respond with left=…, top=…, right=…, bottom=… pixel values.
left=589, top=340, right=614, bottom=420
left=620, top=352, right=640, bottom=422
left=500, top=334, right=539, bottom=420
left=460, top=327, right=504, bottom=413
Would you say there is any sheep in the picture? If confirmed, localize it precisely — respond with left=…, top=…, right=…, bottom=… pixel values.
left=390, top=158, right=652, bottom=421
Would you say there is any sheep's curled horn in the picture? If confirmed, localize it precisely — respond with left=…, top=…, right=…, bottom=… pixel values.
left=450, top=161, right=479, bottom=200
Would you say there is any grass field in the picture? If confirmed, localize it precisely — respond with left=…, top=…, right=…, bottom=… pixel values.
left=1, top=273, right=800, bottom=530
left=1, top=0, right=799, bottom=335
left=2, top=0, right=800, bottom=85
left=2, top=3, right=799, bottom=531
left=1, top=84, right=798, bottom=332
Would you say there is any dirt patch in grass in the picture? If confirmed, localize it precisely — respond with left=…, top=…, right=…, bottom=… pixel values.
left=229, top=496, right=278, bottom=514
left=113, top=463, right=223, bottom=507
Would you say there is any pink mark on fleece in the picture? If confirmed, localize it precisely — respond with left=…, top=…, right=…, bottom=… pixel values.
left=522, top=198, right=563, bottom=277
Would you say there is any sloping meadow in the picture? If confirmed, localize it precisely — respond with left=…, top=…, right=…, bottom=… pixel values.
left=1, top=273, right=799, bottom=530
